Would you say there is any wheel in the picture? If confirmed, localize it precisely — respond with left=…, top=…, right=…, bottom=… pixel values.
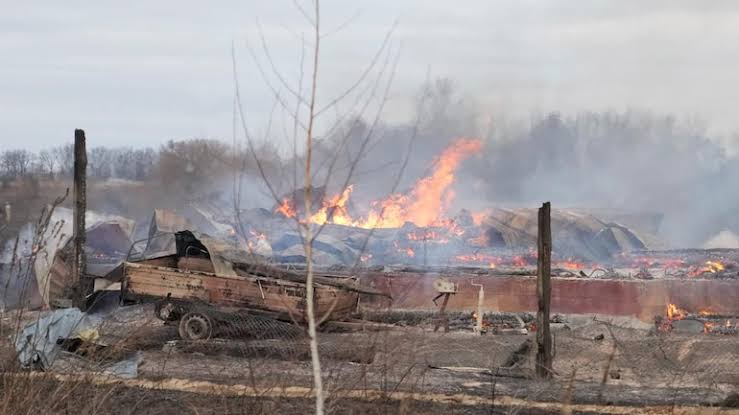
left=178, top=312, right=213, bottom=340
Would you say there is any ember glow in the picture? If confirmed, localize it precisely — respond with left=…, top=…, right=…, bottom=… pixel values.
left=471, top=208, right=491, bottom=226
left=689, top=260, right=726, bottom=277
left=276, top=198, right=296, bottom=218
left=455, top=253, right=500, bottom=265
left=393, top=241, right=415, bottom=257
left=557, top=259, right=585, bottom=270
left=275, top=138, right=482, bottom=230
left=629, top=256, right=685, bottom=269
left=407, top=229, right=449, bottom=243
left=661, top=303, right=737, bottom=335
left=702, top=261, right=724, bottom=273
left=666, top=303, right=688, bottom=320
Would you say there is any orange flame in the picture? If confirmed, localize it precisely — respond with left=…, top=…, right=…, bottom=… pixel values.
left=557, top=260, right=585, bottom=270
left=249, top=229, right=267, bottom=240
left=357, top=138, right=482, bottom=228
left=273, top=138, right=482, bottom=230
left=407, top=229, right=449, bottom=243
left=703, top=261, right=725, bottom=273
left=690, top=260, right=726, bottom=277
left=276, top=198, right=296, bottom=218
left=471, top=208, right=491, bottom=226
left=393, top=241, right=415, bottom=257
left=309, top=185, right=354, bottom=225
left=666, top=303, right=688, bottom=320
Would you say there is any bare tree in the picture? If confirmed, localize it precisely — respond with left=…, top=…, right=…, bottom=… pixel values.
left=0, top=150, right=34, bottom=178
left=231, top=3, right=401, bottom=413
left=37, top=150, right=56, bottom=179
left=52, top=144, right=74, bottom=177
left=89, top=147, right=113, bottom=179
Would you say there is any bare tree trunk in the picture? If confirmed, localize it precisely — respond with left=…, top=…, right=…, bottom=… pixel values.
left=536, top=201, right=552, bottom=379
left=72, top=129, right=87, bottom=308
left=303, top=2, right=324, bottom=413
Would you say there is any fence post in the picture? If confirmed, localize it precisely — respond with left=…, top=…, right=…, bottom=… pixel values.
left=536, top=201, right=553, bottom=378
left=72, top=129, right=87, bottom=308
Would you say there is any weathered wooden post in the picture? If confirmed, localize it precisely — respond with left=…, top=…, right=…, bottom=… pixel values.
left=72, top=129, right=87, bottom=308
left=471, top=280, right=484, bottom=334
left=536, top=201, right=553, bottom=378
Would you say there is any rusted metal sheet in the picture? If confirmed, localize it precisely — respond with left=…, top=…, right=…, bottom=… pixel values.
left=361, top=272, right=739, bottom=321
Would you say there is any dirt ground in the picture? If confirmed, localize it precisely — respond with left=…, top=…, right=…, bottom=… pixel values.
left=3, top=306, right=738, bottom=414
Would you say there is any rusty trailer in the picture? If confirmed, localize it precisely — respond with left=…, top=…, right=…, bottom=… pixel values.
left=116, top=231, right=380, bottom=340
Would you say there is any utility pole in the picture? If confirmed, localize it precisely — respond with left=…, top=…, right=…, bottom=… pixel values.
left=72, top=129, right=87, bottom=308
left=536, top=201, right=553, bottom=379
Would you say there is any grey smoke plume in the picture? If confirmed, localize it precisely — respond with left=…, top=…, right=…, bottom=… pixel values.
left=305, top=81, right=739, bottom=248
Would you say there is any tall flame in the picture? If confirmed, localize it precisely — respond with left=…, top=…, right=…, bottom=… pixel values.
left=274, top=138, right=482, bottom=229
left=357, top=138, right=482, bottom=228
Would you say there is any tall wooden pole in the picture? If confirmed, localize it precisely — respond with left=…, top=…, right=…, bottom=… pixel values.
left=536, top=201, right=553, bottom=378
left=72, top=129, right=87, bottom=307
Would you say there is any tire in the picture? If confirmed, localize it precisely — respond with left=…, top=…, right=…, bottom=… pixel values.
left=178, top=312, right=213, bottom=340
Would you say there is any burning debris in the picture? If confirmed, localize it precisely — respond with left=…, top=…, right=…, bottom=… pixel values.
left=657, top=303, right=737, bottom=335
left=239, top=139, right=666, bottom=270
left=274, top=138, right=482, bottom=230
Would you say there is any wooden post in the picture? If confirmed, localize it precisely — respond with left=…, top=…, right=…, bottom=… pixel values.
left=471, top=281, right=484, bottom=334
left=433, top=293, right=451, bottom=332
left=72, top=129, right=87, bottom=307
left=536, top=201, right=553, bottom=378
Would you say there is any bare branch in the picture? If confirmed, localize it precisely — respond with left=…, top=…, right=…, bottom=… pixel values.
left=291, top=0, right=316, bottom=27
left=348, top=68, right=432, bottom=269
left=244, top=36, right=309, bottom=132
left=311, top=46, right=400, bottom=243
left=256, top=20, right=311, bottom=109
left=320, top=9, right=362, bottom=39
left=311, top=39, right=396, bottom=184
left=315, top=20, right=397, bottom=118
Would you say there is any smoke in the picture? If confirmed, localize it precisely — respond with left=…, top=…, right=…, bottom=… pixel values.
left=303, top=80, right=739, bottom=248
left=464, top=111, right=738, bottom=248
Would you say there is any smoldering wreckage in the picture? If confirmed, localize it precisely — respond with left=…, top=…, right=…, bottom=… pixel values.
left=1, top=138, right=738, bottom=412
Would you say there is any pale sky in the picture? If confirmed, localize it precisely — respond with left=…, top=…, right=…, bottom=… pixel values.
left=3, top=1, right=739, bottom=150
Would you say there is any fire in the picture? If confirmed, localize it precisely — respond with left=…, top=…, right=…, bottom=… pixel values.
left=455, top=253, right=500, bottom=266
left=359, top=138, right=482, bottom=228
left=702, top=260, right=724, bottom=273
left=245, top=229, right=268, bottom=253
left=435, top=218, right=466, bottom=236
left=666, top=303, right=688, bottom=320
left=629, top=256, right=685, bottom=269
left=557, top=259, right=585, bottom=270
left=689, top=260, right=726, bottom=277
left=308, top=185, right=354, bottom=225
left=393, top=241, right=415, bottom=257
left=661, top=303, right=736, bottom=335
left=276, top=198, right=296, bottom=218
left=471, top=208, right=491, bottom=226
left=511, top=256, right=527, bottom=268
left=407, top=229, right=448, bottom=243
left=273, top=138, right=482, bottom=230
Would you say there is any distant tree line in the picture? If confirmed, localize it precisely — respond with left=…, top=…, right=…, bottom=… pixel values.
left=0, top=145, right=157, bottom=181
left=0, top=138, right=285, bottom=195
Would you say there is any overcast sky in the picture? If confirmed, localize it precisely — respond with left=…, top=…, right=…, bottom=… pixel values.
left=3, top=1, right=739, bottom=150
